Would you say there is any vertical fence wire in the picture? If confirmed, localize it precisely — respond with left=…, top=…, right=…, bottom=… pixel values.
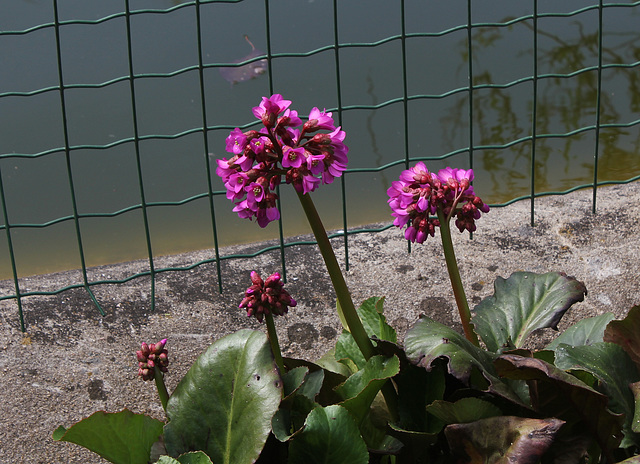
left=0, top=166, right=24, bottom=331
left=592, top=0, right=604, bottom=214
left=400, top=0, right=412, bottom=255
left=466, top=1, right=475, bottom=195
left=194, top=0, right=223, bottom=293
left=330, top=0, right=350, bottom=271
left=124, top=0, right=156, bottom=310
left=530, top=0, right=538, bottom=226
left=52, top=0, right=104, bottom=316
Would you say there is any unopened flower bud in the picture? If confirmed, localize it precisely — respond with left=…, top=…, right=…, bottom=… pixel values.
left=239, top=271, right=297, bottom=322
left=136, top=338, right=169, bottom=381
left=141, top=342, right=150, bottom=356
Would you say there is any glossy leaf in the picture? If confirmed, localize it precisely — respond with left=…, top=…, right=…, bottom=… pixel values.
left=395, top=362, right=446, bottom=434
left=604, top=305, right=640, bottom=371
left=273, top=357, right=348, bottom=443
left=546, top=312, right=615, bottom=350
left=387, top=423, right=440, bottom=457
left=314, top=348, right=352, bottom=378
left=284, top=357, right=346, bottom=406
left=472, top=271, right=587, bottom=352
left=444, top=416, right=564, bottom=464
left=335, top=297, right=396, bottom=371
left=53, top=409, right=164, bottom=464
left=426, top=397, right=502, bottom=425
left=359, top=394, right=403, bottom=454
left=357, top=296, right=397, bottom=343
left=288, top=405, right=368, bottom=464
left=630, top=381, right=640, bottom=434
left=282, top=366, right=309, bottom=398
left=495, top=353, right=624, bottom=454
left=164, top=329, right=282, bottom=464
left=554, top=342, right=640, bottom=446
left=156, top=451, right=214, bottom=464
left=404, top=316, right=526, bottom=407
left=335, top=355, right=400, bottom=424
left=335, top=331, right=366, bottom=372
left=272, top=368, right=324, bottom=442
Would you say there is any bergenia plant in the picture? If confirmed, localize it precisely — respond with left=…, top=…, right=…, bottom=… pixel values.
left=388, top=162, right=489, bottom=346
left=53, top=96, right=640, bottom=464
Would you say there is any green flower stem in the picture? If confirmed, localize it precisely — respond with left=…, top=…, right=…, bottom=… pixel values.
left=265, top=313, right=285, bottom=374
left=297, top=191, right=399, bottom=422
left=153, top=365, right=170, bottom=412
left=437, top=210, right=481, bottom=347
left=297, top=191, right=374, bottom=360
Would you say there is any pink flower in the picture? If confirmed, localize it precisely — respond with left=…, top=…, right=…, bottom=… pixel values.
left=388, top=163, right=489, bottom=243
left=252, top=94, right=292, bottom=128
left=250, top=136, right=269, bottom=155
left=216, top=95, right=349, bottom=228
left=239, top=271, right=297, bottom=322
left=282, top=146, right=305, bottom=169
left=277, top=109, right=303, bottom=129
left=437, top=167, right=474, bottom=187
left=245, top=181, right=266, bottom=209
left=304, top=107, right=335, bottom=132
left=224, top=172, right=250, bottom=201
left=225, top=128, right=247, bottom=155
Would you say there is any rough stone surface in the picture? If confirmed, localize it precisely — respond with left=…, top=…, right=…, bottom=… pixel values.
left=0, top=182, right=639, bottom=463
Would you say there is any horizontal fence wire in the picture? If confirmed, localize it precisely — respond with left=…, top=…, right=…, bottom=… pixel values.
left=1, top=0, right=640, bottom=331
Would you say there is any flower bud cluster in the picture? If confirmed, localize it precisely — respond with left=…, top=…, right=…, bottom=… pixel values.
left=239, top=271, right=297, bottom=322
left=387, top=163, right=490, bottom=243
left=136, top=339, right=168, bottom=381
left=217, top=95, right=348, bottom=228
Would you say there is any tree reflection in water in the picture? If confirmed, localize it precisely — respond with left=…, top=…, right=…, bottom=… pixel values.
left=440, top=15, right=640, bottom=203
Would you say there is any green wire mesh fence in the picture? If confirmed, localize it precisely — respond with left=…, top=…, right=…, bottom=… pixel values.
left=1, top=0, right=639, bottom=332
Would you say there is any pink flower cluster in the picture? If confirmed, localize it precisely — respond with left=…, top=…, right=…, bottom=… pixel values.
left=387, top=163, right=490, bottom=243
left=136, top=339, right=168, bottom=381
left=239, top=271, right=297, bottom=323
left=217, top=94, right=348, bottom=227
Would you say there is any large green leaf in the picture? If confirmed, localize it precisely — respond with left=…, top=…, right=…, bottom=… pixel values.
left=395, top=362, right=446, bottom=434
left=335, top=331, right=366, bottom=372
left=495, top=353, right=624, bottom=454
left=335, top=355, right=400, bottom=424
left=404, top=316, right=527, bottom=407
left=314, top=348, right=352, bottom=377
left=284, top=356, right=346, bottom=406
left=164, top=329, right=282, bottom=464
left=472, top=272, right=587, bottom=352
left=335, top=297, right=397, bottom=372
left=630, top=381, right=640, bottom=434
left=444, top=416, right=564, bottom=464
left=156, top=451, right=214, bottom=464
left=53, top=409, right=164, bottom=464
left=357, top=296, right=397, bottom=344
left=426, top=397, right=502, bottom=425
left=546, top=312, right=615, bottom=350
left=272, top=368, right=324, bottom=443
left=604, top=305, right=640, bottom=371
left=334, top=355, right=401, bottom=455
left=554, top=342, right=640, bottom=447
left=287, top=405, right=368, bottom=464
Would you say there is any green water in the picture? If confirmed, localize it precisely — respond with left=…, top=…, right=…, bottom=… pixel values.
left=1, top=0, right=639, bottom=279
